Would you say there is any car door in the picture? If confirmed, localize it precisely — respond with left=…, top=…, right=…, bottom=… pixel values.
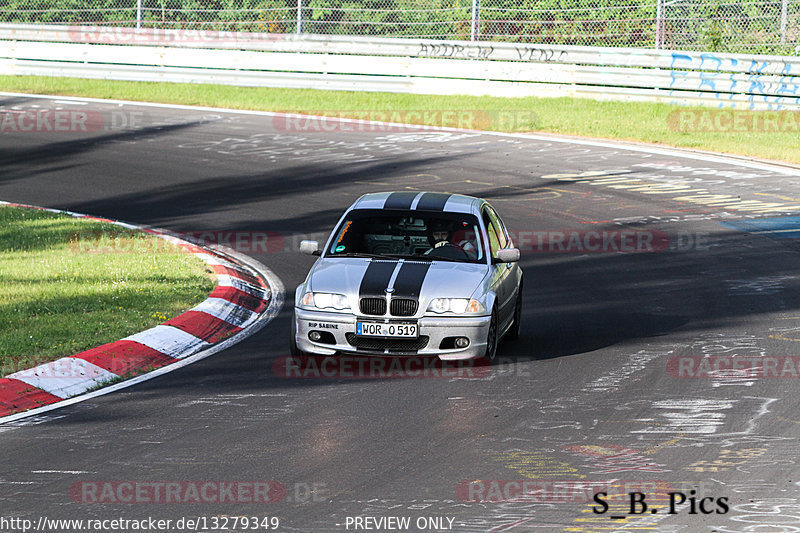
left=481, top=207, right=511, bottom=321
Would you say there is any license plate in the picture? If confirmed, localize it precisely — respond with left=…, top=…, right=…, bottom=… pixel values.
left=356, top=321, right=418, bottom=338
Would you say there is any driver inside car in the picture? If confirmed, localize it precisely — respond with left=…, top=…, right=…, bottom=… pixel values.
left=426, top=221, right=478, bottom=259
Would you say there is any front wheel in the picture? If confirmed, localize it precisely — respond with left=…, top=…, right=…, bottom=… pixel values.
left=484, top=308, right=498, bottom=362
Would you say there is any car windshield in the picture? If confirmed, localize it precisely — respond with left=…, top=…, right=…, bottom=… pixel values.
left=326, top=209, right=485, bottom=263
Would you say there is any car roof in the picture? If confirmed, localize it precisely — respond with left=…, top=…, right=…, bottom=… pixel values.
left=350, top=192, right=482, bottom=215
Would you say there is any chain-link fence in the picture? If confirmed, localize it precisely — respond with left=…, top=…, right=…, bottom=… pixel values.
left=1, top=0, right=798, bottom=54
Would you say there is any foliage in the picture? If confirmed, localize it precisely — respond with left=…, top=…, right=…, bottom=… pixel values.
left=0, top=0, right=796, bottom=52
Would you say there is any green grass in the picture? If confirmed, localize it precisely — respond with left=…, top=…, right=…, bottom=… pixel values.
left=3, top=75, right=800, bottom=164
left=0, top=206, right=216, bottom=376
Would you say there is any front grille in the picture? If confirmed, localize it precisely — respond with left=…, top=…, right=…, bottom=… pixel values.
left=360, top=297, right=419, bottom=316
left=390, top=298, right=418, bottom=317
left=345, top=333, right=429, bottom=353
left=360, top=297, right=386, bottom=315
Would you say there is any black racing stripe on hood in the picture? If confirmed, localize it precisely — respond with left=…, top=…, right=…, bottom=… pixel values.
left=391, top=261, right=431, bottom=299
left=358, top=260, right=398, bottom=298
left=415, top=192, right=451, bottom=211
left=383, top=192, right=418, bottom=210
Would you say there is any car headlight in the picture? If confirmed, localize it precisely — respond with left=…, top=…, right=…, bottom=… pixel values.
left=301, top=292, right=351, bottom=311
left=427, top=298, right=485, bottom=314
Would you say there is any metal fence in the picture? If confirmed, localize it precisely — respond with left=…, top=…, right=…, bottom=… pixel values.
left=1, top=0, right=798, bottom=54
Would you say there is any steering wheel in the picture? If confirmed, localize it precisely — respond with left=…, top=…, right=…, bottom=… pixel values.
left=424, top=242, right=470, bottom=260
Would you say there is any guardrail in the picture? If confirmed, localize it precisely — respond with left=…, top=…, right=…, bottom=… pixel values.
left=1, top=24, right=799, bottom=111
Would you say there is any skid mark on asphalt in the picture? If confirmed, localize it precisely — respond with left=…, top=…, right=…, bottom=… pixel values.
left=725, top=275, right=794, bottom=296
left=353, top=173, right=583, bottom=205
left=581, top=349, right=666, bottom=393
left=178, top=131, right=477, bottom=164
left=628, top=397, right=778, bottom=446
left=682, top=333, right=771, bottom=388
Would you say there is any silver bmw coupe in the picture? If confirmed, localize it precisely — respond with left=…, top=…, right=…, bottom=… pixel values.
left=291, top=192, right=523, bottom=361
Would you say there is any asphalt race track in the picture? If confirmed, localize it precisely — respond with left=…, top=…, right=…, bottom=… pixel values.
left=2, top=94, right=800, bottom=532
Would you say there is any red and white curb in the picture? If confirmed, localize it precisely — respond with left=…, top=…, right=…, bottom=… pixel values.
left=0, top=201, right=284, bottom=423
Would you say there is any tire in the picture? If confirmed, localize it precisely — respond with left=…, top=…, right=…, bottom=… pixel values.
left=484, top=308, right=499, bottom=362
left=506, top=282, right=523, bottom=341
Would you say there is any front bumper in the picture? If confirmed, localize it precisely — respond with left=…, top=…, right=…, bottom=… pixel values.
left=294, top=308, right=491, bottom=360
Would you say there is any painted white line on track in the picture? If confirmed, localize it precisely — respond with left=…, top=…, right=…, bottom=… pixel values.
left=31, top=470, right=92, bottom=474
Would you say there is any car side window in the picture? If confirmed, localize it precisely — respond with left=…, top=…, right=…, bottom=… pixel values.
left=486, top=206, right=509, bottom=249
left=482, top=210, right=501, bottom=257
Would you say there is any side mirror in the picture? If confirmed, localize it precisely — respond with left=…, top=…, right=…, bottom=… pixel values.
left=300, top=240, right=321, bottom=256
left=494, top=247, right=520, bottom=263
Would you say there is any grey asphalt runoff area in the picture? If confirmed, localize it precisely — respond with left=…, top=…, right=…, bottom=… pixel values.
left=2, top=95, right=800, bottom=532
